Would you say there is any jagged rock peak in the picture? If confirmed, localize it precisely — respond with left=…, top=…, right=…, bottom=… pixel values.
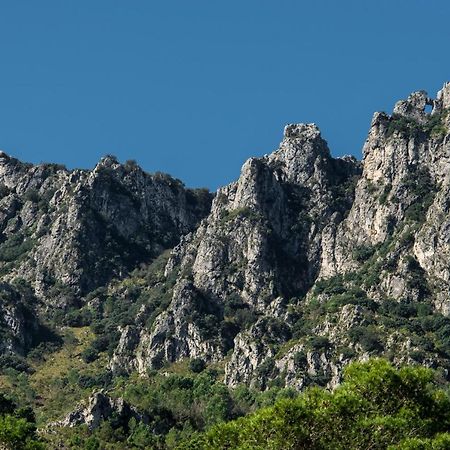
left=263, top=122, right=335, bottom=186
left=393, top=90, right=432, bottom=122
left=283, top=123, right=321, bottom=139
left=392, top=82, right=450, bottom=120
left=95, top=154, right=122, bottom=169
left=0, top=150, right=10, bottom=161
left=435, top=81, right=450, bottom=111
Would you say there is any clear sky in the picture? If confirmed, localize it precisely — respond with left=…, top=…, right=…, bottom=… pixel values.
left=0, top=1, right=449, bottom=190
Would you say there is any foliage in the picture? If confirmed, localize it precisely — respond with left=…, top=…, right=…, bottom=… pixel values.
left=405, top=255, right=430, bottom=297
left=353, top=245, right=376, bottom=262
left=23, top=189, right=40, bottom=203
left=189, top=358, right=206, bottom=374
left=387, top=114, right=423, bottom=137
left=178, top=359, right=450, bottom=450
left=379, top=182, right=392, bottom=204
left=0, top=232, right=35, bottom=262
left=48, top=368, right=300, bottom=449
left=348, top=325, right=384, bottom=352
left=219, top=207, right=261, bottom=224
left=223, top=293, right=258, bottom=330
left=402, top=167, right=436, bottom=224
left=0, top=393, right=44, bottom=449
left=387, top=110, right=448, bottom=139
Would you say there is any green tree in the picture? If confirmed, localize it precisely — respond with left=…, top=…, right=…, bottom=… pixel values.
left=178, top=359, right=450, bottom=450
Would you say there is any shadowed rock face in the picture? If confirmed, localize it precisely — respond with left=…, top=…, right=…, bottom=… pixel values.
left=0, top=156, right=212, bottom=306
left=0, top=156, right=212, bottom=356
left=4, top=83, right=450, bottom=394
left=111, top=123, right=362, bottom=377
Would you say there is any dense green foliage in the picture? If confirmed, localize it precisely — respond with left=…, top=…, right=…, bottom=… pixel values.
left=6, top=359, right=450, bottom=449
left=43, top=367, right=297, bottom=449
left=0, top=393, right=44, bottom=449
left=387, top=109, right=449, bottom=139
left=178, top=360, right=450, bottom=450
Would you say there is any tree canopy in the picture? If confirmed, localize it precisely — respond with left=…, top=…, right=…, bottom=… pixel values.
left=177, top=359, right=450, bottom=450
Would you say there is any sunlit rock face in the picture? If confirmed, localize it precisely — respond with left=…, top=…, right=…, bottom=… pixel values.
left=4, top=83, right=450, bottom=392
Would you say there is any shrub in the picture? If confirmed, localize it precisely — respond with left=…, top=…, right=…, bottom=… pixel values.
left=0, top=355, right=31, bottom=374
left=64, top=308, right=93, bottom=327
left=314, top=275, right=346, bottom=295
left=353, top=245, right=376, bottom=262
left=387, top=114, right=422, bottom=137
left=379, top=183, right=392, bottom=204
left=307, top=336, right=330, bottom=351
left=405, top=256, right=430, bottom=296
left=81, top=347, right=99, bottom=363
left=0, top=233, right=35, bottom=262
left=0, top=184, right=10, bottom=198
left=293, top=351, right=307, bottom=367
left=180, top=359, right=450, bottom=450
left=23, top=189, right=40, bottom=203
left=189, top=358, right=206, bottom=374
left=349, top=326, right=383, bottom=352
left=219, top=207, right=260, bottom=224
left=0, top=395, right=43, bottom=449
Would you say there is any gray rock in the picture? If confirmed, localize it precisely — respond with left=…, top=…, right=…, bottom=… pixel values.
left=54, top=392, right=147, bottom=430
left=4, top=82, right=450, bottom=394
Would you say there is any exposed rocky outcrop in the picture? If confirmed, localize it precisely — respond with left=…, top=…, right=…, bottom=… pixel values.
left=54, top=392, right=147, bottom=430
left=111, top=82, right=450, bottom=389
left=0, top=155, right=212, bottom=308
left=111, top=121, right=361, bottom=376
left=0, top=156, right=212, bottom=361
left=4, top=82, right=450, bottom=396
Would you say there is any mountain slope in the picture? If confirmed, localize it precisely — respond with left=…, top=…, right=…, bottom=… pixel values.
left=2, top=82, right=450, bottom=448
left=0, top=155, right=212, bottom=358
left=109, top=82, right=450, bottom=389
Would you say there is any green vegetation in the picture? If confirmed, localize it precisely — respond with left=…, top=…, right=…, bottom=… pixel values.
left=219, top=207, right=261, bottom=224
left=40, top=366, right=298, bottom=449
left=178, top=360, right=450, bottom=450
left=352, top=244, right=376, bottom=262
left=379, top=182, right=392, bottom=204
left=387, top=109, right=449, bottom=139
left=290, top=223, right=450, bottom=368
left=69, top=250, right=179, bottom=366
left=387, top=114, right=423, bottom=137
left=188, top=358, right=206, bottom=373
left=23, top=189, right=40, bottom=203
left=424, top=109, right=449, bottom=138
left=0, top=183, right=10, bottom=198
left=0, top=232, right=36, bottom=263
left=223, top=293, right=258, bottom=330
left=403, top=167, right=436, bottom=224
left=0, top=393, right=44, bottom=449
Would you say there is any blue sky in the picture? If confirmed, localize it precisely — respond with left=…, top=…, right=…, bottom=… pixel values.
left=0, top=1, right=449, bottom=189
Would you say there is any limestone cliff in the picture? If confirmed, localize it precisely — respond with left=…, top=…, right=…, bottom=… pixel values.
left=3, top=83, right=450, bottom=394
left=111, top=82, right=450, bottom=389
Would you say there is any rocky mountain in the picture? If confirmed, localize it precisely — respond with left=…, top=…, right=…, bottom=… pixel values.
left=0, top=155, right=212, bottom=357
left=109, top=82, right=450, bottom=390
left=2, top=82, right=450, bottom=437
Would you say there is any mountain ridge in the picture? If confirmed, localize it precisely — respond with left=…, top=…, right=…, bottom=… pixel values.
left=2, top=82, right=450, bottom=447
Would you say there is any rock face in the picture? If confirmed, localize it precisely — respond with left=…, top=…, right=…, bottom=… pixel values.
left=111, top=122, right=361, bottom=375
left=111, top=82, right=450, bottom=389
left=0, top=155, right=211, bottom=307
left=4, top=82, right=450, bottom=394
left=0, top=153, right=211, bottom=306
left=0, top=282, right=40, bottom=356
left=0, top=155, right=212, bottom=360
left=56, top=392, right=147, bottom=430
